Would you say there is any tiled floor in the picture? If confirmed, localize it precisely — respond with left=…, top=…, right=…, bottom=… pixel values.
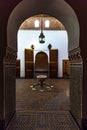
left=6, top=79, right=80, bottom=130
left=6, top=111, right=80, bottom=130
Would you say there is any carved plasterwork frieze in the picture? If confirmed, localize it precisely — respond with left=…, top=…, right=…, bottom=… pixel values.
left=69, top=47, right=82, bottom=64
left=4, top=47, right=16, bottom=64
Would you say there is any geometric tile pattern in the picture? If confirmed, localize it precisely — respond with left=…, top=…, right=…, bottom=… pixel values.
left=16, top=79, right=70, bottom=112
left=6, top=111, right=80, bottom=130
left=6, top=79, right=80, bottom=130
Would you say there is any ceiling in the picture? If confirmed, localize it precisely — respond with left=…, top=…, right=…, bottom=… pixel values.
left=19, top=14, right=65, bottom=30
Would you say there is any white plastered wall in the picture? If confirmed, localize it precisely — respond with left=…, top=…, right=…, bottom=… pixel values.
left=17, top=30, right=68, bottom=77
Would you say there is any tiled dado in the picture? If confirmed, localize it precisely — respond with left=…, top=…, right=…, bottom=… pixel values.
left=69, top=47, right=83, bottom=127
left=69, top=47, right=82, bottom=64
left=4, top=47, right=16, bottom=64
left=3, top=47, right=16, bottom=129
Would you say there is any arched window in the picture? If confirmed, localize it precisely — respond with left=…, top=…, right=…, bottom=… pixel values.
left=45, top=20, right=50, bottom=28
left=34, top=20, right=39, bottom=28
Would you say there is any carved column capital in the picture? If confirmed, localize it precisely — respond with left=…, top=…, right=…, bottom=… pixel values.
left=69, top=47, right=82, bottom=64
left=4, top=47, right=16, bottom=64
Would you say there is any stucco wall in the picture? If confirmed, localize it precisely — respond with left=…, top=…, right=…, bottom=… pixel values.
left=17, top=30, right=68, bottom=77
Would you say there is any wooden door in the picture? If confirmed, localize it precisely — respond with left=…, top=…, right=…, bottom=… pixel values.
left=49, top=49, right=58, bottom=78
left=63, top=60, right=70, bottom=77
left=16, top=59, right=20, bottom=78
left=35, top=52, right=48, bottom=76
left=25, top=49, right=34, bottom=78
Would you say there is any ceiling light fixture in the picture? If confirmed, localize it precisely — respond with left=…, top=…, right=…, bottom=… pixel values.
left=39, top=14, right=45, bottom=44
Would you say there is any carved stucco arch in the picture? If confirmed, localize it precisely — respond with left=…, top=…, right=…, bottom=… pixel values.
left=6, top=0, right=83, bottom=128
left=7, top=0, right=80, bottom=52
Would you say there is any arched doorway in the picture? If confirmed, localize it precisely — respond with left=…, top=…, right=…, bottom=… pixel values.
left=5, top=0, right=82, bottom=129
left=35, top=51, right=48, bottom=76
left=17, top=14, right=68, bottom=78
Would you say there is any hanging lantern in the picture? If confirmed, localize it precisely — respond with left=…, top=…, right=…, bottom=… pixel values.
left=39, top=14, right=45, bottom=44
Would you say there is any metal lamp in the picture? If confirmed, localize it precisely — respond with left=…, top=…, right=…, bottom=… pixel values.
left=39, top=14, right=45, bottom=44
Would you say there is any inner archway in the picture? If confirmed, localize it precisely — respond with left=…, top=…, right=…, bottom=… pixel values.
left=17, top=14, right=68, bottom=78
left=35, top=51, right=48, bottom=76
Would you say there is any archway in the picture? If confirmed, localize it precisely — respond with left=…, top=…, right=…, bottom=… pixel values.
left=17, top=14, right=68, bottom=78
left=5, top=0, right=82, bottom=128
left=35, top=51, right=48, bottom=76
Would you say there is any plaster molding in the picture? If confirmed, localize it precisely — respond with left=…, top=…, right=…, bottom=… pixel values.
left=4, top=47, right=16, bottom=64
left=69, top=47, right=82, bottom=63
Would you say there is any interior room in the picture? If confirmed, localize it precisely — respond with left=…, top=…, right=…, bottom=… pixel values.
left=15, top=13, right=70, bottom=105
left=9, top=14, right=78, bottom=130
left=16, top=14, right=70, bottom=79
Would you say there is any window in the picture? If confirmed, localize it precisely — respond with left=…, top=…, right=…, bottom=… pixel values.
left=45, top=20, right=50, bottom=28
left=34, top=20, right=39, bottom=28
